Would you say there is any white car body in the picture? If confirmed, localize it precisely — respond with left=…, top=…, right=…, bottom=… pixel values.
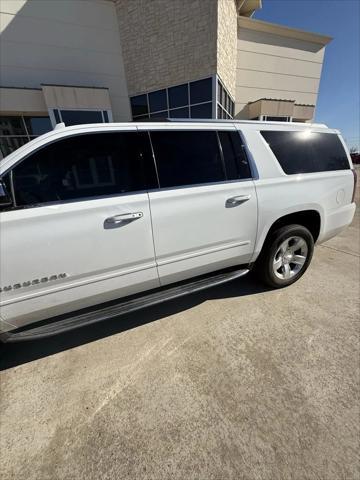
left=0, top=120, right=356, bottom=334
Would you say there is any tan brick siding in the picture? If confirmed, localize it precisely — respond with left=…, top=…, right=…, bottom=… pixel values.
left=115, top=0, right=218, bottom=96
left=217, top=0, right=237, bottom=98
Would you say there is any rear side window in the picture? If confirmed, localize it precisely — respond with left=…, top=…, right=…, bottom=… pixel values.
left=218, top=131, right=252, bottom=180
left=261, top=131, right=350, bottom=174
left=12, top=132, right=157, bottom=207
left=150, top=130, right=225, bottom=188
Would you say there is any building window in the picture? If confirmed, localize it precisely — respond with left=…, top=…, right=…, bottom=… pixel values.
left=53, top=109, right=111, bottom=126
left=189, top=78, right=212, bottom=104
left=130, top=95, right=148, bottom=116
left=168, top=84, right=188, bottom=109
left=262, top=116, right=291, bottom=122
left=148, top=89, right=167, bottom=113
left=169, top=107, right=189, bottom=118
left=130, top=77, right=215, bottom=121
left=0, top=115, right=52, bottom=158
left=216, top=79, right=234, bottom=120
left=190, top=103, right=212, bottom=118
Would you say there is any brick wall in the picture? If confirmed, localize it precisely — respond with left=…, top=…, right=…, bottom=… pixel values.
left=115, top=0, right=218, bottom=96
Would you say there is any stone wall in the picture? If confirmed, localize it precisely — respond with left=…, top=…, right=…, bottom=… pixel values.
left=216, top=0, right=237, bottom=99
left=114, top=0, right=218, bottom=96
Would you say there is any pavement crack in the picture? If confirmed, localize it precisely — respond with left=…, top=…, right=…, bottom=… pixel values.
left=319, top=244, right=360, bottom=258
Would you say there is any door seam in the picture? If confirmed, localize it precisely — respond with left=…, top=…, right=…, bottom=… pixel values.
left=146, top=191, right=162, bottom=285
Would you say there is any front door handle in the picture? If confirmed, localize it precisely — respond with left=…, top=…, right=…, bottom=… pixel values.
left=105, top=212, right=143, bottom=225
left=226, top=195, right=251, bottom=207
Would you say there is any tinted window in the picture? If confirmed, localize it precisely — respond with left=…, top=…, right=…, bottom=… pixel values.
left=148, top=89, right=167, bottom=112
left=168, top=84, right=188, bottom=108
left=190, top=102, right=212, bottom=119
left=190, top=78, right=212, bottom=104
left=60, top=110, right=103, bottom=126
left=218, top=131, right=251, bottom=180
left=12, top=132, right=157, bottom=207
left=150, top=131, right=225, bottom=188
left=0, top=137, right=29, bottom=158
left=169, top=107, right=189, bottom=118
left=150, top=111, right=167, bottom=119
left=53, top=109, right=61, bottom=123
left=24, top=116, right=52, bottom=135
left=261, top=131, right=350, bottom=174
left=0, top=116, right=25, bottom=136
left=130, top=95, right=148, bottom=117
left=265, top=116, right=289, bottom=122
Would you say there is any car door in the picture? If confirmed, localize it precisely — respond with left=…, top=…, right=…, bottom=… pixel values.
left=140, top=124, right=258, bottom=285
left=0, top=129, right=160, bottom=328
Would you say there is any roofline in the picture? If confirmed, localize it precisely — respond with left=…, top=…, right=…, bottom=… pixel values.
left=41, top=83, right=109, bottom=90
left=236, top=0, right=262, bottom=18
left=238, top=16, right=332, bottom=45
left=247, top=98, right=315, bottom=107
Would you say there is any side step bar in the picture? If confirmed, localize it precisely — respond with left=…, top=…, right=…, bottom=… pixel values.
left=2, top=268, right=249, bottom=343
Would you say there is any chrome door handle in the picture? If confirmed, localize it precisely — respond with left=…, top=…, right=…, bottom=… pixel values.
left=226, top=195, right=251, bottom=207
left=105, top=212, right=143, bottom=225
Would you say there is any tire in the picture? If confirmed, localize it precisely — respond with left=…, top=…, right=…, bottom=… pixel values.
left=255, top=224, right=314, bottom=288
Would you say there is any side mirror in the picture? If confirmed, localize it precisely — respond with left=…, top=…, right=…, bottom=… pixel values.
left=0, top=179, right=12, bottom=207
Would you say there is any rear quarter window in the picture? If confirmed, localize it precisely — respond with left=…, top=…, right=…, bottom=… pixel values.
left=260, top=130, right=350, bottom=175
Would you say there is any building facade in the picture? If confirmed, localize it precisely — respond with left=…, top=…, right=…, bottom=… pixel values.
left=0, top=0, right=331, bottom=158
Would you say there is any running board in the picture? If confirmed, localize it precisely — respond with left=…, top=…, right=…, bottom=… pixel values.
left=2, top=268, right=249, bottom=343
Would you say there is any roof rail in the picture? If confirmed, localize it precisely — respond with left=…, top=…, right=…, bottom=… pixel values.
left=135, top=118, right=328, bottom=128
left=136, top=118, right=171, bottom=122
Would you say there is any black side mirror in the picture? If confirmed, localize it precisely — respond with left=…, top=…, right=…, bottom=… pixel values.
left=0, top=179, right=12, bottom=207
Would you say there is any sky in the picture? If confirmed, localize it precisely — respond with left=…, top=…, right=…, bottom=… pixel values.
left=254, top=0, right=360, bottom=150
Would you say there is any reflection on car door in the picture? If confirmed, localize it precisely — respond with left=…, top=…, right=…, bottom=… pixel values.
left=0, top=130, right=160, bottom=328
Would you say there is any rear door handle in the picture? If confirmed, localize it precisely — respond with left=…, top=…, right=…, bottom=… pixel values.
left=226, top=195, right=251, bottom=207
left=105, top=212, right=143, bottom=225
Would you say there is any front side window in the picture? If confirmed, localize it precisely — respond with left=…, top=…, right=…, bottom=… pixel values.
left=150, top=130, right=225, bottom=188
left=261, top=131, right=350, bottom=174
left=11, top=132, right=157, bottom=207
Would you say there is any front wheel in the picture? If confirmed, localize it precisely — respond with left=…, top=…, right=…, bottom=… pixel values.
left=255, top=224, right=314, bottom=288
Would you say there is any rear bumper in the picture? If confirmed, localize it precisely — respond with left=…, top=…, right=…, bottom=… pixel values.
left=317, top=202, right=356, bottom=244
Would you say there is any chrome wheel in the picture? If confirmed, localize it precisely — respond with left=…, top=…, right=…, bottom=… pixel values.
left=273, top=236, right=308, bottom=280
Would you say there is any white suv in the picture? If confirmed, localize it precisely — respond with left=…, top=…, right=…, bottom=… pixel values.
left=0, top=120, right=356, bottom=341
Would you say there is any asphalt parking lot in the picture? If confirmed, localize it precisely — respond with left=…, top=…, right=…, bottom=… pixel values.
left=1, top=182, right=359, bottom=480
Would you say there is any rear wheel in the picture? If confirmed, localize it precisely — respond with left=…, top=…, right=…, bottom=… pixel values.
left=255, top=224, right=314, bottom=288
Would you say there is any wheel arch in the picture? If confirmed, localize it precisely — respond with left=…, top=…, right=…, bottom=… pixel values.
left=253, top=209, right=322, bottom=262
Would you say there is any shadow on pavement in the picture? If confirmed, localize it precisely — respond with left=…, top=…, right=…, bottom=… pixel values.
left=0, top=276, right=270, bottom=371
